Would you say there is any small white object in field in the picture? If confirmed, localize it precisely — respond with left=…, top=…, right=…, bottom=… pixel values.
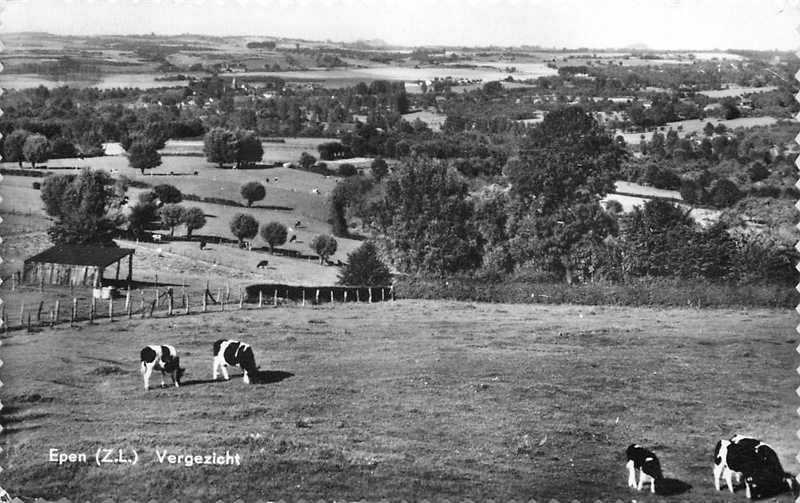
left=538, top=434, right=547, bottom=446
left=615, top=416, right=620, bottom=424
left=156, top=248, right=163, bottom=256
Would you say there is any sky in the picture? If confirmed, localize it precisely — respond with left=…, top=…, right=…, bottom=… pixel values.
left=1, top=0, right=799, bottom=50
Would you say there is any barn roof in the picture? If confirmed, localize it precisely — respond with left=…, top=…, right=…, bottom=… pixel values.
left=25, top=245, right=134, bottom=268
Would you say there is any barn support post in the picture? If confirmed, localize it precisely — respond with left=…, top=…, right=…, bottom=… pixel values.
left=127, top=253, right=133, bottom=281
left=54, top=300, right=60, bottom=324
left=149, top=300, right=156, bottom=318
left=258, top=290, right=263, bottom=308
left=36, top=301, right=44, bottom=324
left=39, top=275, right=44, bottom=293
left=124, top=287, right=131, bottom=311
left=115, top=260, right=120, bottom=280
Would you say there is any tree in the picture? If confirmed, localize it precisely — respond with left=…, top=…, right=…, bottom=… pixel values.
left=22, top=133, right=51, bottom=168
left=298, top=151, right=317, bottom=170
left=128, top=139, right=162, bottom=175
left=230, top=213, right=259, bottom=245
left=3, top=129, right=30, bottom=167
left=128, top=203, right=158, bottom=240
left=310, top=234, right=338, bottom=265
left=504, top=106, right=624, bottom=212
left=721, top=98, right=741, bottom=120
left=153, top=184, right=182, bottom=204
left=41, top=169, right=124, bottom=245
left=371, top=157, right=389, bottom=180
left=240, top=181, right=266, bottom=207
left=235, top=130, right=263, bottom=167
left=159, top=204, right=185, bottom=237
left=703, top=122, right=716, bottom=136
left=260, top=221, right=288, bottom=253
left=748, top=162, right=770, bottom=183
left=709, top=179, right=742, bottom=208
left=338, top=163, right=357, bottom=177
left=204, top=127, right=238, bottom=168
left=371, top=157, right=482, bottom=276
left=338, top=241, right=392, bottom=286
left=182, top=207, right=206, bottom=237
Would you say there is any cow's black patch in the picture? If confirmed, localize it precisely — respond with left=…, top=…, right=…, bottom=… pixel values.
left=223, top=341, right=241, bottom=366
left=140, top=346, right=157, bottom=364
left=213, top=339, right=225, bottom=357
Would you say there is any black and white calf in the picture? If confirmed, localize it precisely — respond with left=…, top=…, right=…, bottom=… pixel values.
left=626, top=444, right=664, bottom=493
left=212, top=339, right=258, bottom=384
left=140, top=345, right=185, bottom=390
left=714, top=434, right=797, bottom=499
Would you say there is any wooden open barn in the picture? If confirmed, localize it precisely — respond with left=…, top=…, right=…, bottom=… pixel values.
left=22, top=245, right=135, bottom=287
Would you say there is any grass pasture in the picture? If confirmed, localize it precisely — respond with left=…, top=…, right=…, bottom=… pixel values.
left=0, top=301, right=796, bottom=501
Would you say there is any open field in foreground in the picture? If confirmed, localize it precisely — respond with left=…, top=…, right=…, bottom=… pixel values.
left=1, top=300, right=796, bottom=501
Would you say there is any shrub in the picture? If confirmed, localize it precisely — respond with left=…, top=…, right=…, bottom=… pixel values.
left=153, top=184, right=182, bottom=204
left=182, top=207, right=206, bottom=237
left=32, top=182, right=41, bottom=190
left=338, top=163, right=357, bottom=177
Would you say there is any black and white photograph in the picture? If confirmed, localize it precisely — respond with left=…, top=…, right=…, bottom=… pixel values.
left=0, top=0, right=798, bottom=500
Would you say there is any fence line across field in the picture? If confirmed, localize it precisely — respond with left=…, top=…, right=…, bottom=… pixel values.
left=0, top=282, right=395, bottom=333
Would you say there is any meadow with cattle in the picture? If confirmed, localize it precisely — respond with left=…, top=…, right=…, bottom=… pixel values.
left=0, top=30, right=798, bottom=501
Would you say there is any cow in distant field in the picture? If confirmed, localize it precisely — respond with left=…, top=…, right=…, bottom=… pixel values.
left=714, top=434, right=798, bottom=499
left=289, top=234, right=297, bottom=243
left=140, top=344, right=185, bottom=391
left=212, top=339, right=258, bottom=384
left=256, top=260, right=269, bottom=268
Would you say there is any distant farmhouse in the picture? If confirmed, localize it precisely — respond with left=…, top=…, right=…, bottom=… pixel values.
left=23, top=245, right=135, bottom=287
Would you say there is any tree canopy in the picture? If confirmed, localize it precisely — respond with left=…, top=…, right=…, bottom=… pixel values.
left=230, top=213, right=259, bottom=244
left=338, top=241, right=392, bottom=286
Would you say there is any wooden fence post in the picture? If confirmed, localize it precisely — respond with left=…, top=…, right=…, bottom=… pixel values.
left=90, top=298, right=96, bottom=323
left=10, top=273, right=16, bottom=291
left=315, top=289, right=320, bottom=305
left=391, top=285, right=395, bottom=301
left=258, top=290, right=263, bottom=308
left=368, top=288, right=372, bottom=303
left=108, top=298, right=114, bottom=321
left=168, top=289, right=174, bottom=316
left=356, top=289, right=360, bottom=303
left=124, top=287, right=131, bottom=312
left=381, top=288, right=385, bottom=302
left=1, top=303, right=6, bottom=333
left=27, top=313, right=31, bottom=332
left=54, top=300, right=60, bottom=324
left=149, top=300, right=156, bottom=318
left=330, top=290, right=334, bottom=303
left=302, top=289, right=306, bottom=307
left=36, top=300, right=44, bottom=324
left=273, top=289, right=278, bottom=307
left=225, top=282, right=230, bottom=302
left=127, top=296, right=133, bottom=319
left=19, top=302, right=24, bottom=327
left=140, top=291, right=146, bottom=319
left=219, top=288, right=225, bottom=311
left=71, top=298, right=77, bottom=326
left=239, top=290, right=244, bottom=309
left=344, top=290, right=348, bottom=302
left=202, top=291, right=208, bottom=312
left=185, top=294, right=190, bottom=315
left=154, top=287, right=159, bottom=306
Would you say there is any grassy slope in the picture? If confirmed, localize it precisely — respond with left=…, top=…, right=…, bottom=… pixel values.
left=1, top=301, right=796, bottom=501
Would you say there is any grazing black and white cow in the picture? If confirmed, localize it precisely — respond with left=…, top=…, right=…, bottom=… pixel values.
left=714, top=435, right=797, bottom=498
left=140, top=344, right=185, bottom=391
left=212, top=339, right=258, bottom=384
left=626, top=444, right=663, bottom=493
left=256, top=260, right=269, bottom=268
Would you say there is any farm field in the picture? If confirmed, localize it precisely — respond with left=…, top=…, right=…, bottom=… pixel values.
left=0, top=300, right=796, bottom=501
left=617, top=116, right=784, bottom=145
left=698, top=85, right=779, bottom=98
